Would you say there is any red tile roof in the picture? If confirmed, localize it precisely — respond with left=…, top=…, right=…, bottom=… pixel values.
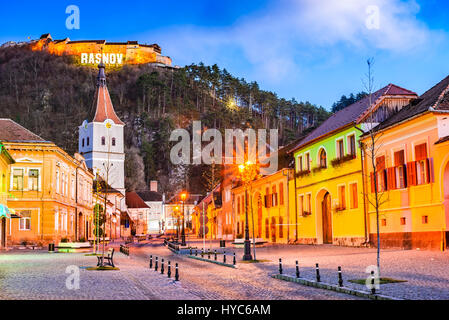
left=92, top=65, right=125, bottom=125
left=289, top=84, right=417, bottom=153
left=126, top=191, right=149, bottom=208
left=0, top=119, right=47, bottom=142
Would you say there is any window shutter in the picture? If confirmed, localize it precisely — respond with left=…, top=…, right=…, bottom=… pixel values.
left=387, top=167, right=396, bottom=190
left=263, top=195, right=268, bottom=208
left=394, top=150, right=405, bottom=166
left=427, top=158, right=434, bottom=183
left=407, top=162, right=417, bottom=186
left=415, top=144, right=427, bottom=161
left=370, top=172, right=375, bottom=193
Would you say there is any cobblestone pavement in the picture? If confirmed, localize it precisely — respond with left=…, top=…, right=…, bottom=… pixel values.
left=183, top=239, right=449, bottom=300
left=0, top=249, right=198, bottom=300
left=130, top=240, right=362, bottom=300
left=0, top=242, right=362, bottom=300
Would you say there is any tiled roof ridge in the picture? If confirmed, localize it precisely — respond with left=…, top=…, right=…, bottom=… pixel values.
left=431, top=77, right=449, bottom=110
left=385, top=83, right=417, bottom=96
left=0, top=119, right=45, bottom=142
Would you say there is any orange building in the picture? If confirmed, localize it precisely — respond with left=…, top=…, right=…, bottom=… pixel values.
left=0, top=119, right=94, bottom=246
left=361, top=75, right=449, bottom=250
left=29, top=33, right=172, bottom=67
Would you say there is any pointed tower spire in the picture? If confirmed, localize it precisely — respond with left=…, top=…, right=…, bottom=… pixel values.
left=92, top=61, right=124, bottom=125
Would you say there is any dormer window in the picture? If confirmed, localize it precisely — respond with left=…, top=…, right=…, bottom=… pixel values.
left=112, top=138, right=116, bottom=146
left=101, top=137, right=106, bottom=145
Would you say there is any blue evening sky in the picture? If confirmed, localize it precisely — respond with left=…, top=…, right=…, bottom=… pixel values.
left=1, top=0, right=449, bottom=109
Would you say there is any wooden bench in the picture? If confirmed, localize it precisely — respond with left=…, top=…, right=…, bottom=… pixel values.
left=97, top=248, right=115, bottom=267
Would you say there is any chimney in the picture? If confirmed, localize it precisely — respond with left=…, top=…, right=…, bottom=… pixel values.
left=150, top=180, right=158, bottom=192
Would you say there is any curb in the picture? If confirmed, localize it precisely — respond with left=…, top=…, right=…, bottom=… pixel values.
left=186, top=255, right=237, bottom=268
left=272, top=274, right=401, bottom=300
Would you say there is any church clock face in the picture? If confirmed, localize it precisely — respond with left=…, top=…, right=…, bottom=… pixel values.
left=82, top=120, right=88, bottom=130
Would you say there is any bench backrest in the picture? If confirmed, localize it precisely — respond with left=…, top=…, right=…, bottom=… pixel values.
left=108, top=248, right=114, bottom=257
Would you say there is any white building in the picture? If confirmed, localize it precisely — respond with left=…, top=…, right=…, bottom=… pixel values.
left=137, top=181, right=164, bottom=234
left=78, top=62, right=125, bottom=196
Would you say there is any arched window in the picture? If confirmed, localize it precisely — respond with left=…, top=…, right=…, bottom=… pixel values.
left=87, top=137, right=90, bottom=146
left=319, top=149, right=327, bottom=168
left=112, top=138, right=116, bottom=146
left=101, top=136, right=105, bottom=145
left=82, top=138, right=85, bottom=147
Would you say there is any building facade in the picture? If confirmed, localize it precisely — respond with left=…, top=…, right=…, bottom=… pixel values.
left=289, top=84, right=417, bottom=246
left=361, top=75, right=449, bottom=250
left=0, top=142, right=14, bottom=249
left=0, top=119, right=94, bottom=245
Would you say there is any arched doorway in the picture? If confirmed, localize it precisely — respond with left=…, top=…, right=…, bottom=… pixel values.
left=322, top=192, right=332, bottom=244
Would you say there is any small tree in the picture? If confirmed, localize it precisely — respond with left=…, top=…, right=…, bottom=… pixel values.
left=361, top=58, right=389, bottom=276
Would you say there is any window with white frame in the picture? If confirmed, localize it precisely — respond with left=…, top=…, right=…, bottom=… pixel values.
left=305, top=153, right=310, bottom=170
left=19, top=210, right=31, bottom=230
left=336, top=139, right=344, bottom=159
left=29, top=168, right=39, bottom=191
left=56, top=170, right=60, bottom=193
left=55, top=209, right=59, bottom=231
left=12, top=168, right=24, bottom=191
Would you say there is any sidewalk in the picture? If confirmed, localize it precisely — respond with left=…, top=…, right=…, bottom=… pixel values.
left=221, top=244, right=449, bottom=300
left=0, top=250, right=200, bottom=300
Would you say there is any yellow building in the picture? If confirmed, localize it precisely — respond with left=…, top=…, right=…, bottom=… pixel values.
left=0, top=119, right=94, bottom=246
left=360, top=75, right=449, bottom=250
left=0, top=142, right=15, bottom=249
left=288, top=84, right=417, bottom=246
left=232, top=169, right=294, bottom=244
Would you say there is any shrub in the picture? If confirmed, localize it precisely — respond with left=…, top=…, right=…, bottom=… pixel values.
left=60, top=238, right=69, bottom=243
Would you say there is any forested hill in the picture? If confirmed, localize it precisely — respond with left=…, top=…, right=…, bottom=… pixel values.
left=0, top=45, right=330, bottom=196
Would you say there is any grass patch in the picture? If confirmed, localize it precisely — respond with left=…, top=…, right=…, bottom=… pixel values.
left=86, top=266, right=120, bottom=271
left=348, top=278, right=407, bottom=285
left=84, top=253, right=103, bottom=256
left=239, top=259, right=271, bottom=263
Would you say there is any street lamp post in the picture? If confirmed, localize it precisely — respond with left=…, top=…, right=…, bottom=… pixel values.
left=180, top=192, right=187, bottom=246
left=238, top=161, right=260, bottom=261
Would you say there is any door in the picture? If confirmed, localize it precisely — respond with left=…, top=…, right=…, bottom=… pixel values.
left=271, top=217, right=276, bottom=243
left=1, top=218, right=5, bottom=248
left=322, top=192, right=332, bottom=244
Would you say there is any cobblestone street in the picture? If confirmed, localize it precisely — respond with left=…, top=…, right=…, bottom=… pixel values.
left=2, top=239, right=449, bottom=300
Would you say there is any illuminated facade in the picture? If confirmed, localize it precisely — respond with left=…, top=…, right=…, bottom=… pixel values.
left=29, top=33, right=172, bottom=67
left=0, top=142, right=14, bottom=249
left=289, top=84, right=417, bottom=246
left=361, top=75, right=449, bottom=250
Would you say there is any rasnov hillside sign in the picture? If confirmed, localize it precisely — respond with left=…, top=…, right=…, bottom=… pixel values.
left=80, top=53, right=124, bottom=65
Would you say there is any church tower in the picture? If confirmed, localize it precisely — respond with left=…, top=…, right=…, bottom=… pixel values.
left=79, top=62, right=125, bottom=195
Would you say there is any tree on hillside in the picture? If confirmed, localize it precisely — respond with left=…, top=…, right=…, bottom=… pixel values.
left=331, top=92, right=368, bottom=113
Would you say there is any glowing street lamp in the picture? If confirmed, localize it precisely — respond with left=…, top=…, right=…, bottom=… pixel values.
left=238, top=160, right=260, bottom=261
left=180, top=191, right=188, bottom=246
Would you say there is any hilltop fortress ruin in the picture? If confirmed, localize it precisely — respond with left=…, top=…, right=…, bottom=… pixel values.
left=7, top=33, right=173, bottom=67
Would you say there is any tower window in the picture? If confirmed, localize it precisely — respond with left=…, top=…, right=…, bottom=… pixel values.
left=112, top=138, right=116, bottom=146
left=82, top=138, right=85, bottom=147
left=87, top=137, right=90, bottom=146
left=101, top=137, right=105, bottom=145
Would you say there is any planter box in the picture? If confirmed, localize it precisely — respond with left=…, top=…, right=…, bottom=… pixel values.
left=232, top=238, right=268, bottom=248
left=57, top=242, right=93, bottom=253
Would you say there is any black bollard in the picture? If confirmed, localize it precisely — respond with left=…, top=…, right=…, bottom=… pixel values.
left=195, top=249, right=198, bottom=256
left=223, top=252, right=226, bottom=264
left=175, top=263, right=179, bottom=281
left=316, top=263, right=321, bottom=282
left=371, top=271, right=376, bottom=294
left=338, top=266, right=343, bottom=287
left=279, top=258, right=283, bottom=275
left=201, top=250, right=204, bottom=258
left=155, top=257, right=158, bottom=271
left=296, top=260, right=300, bottom=278
left=208, top=250, right=211, bottom=260
left=190, top=248, right=192, bottom=255
left=167, top=261, right=171, bottom=278
left=161, top=259, right=165, bottom=274
left=149, top=255, right=153, bottom=269
left=233, top=252, right=236, bottom=265
left=214, top=250, right=217, bottom=261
